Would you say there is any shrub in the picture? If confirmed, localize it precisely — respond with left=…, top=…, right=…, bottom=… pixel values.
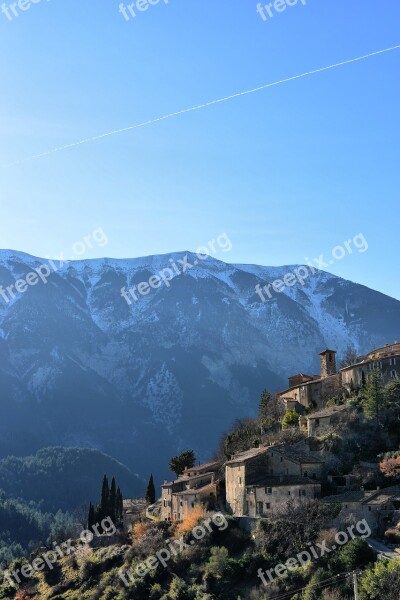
left=176, top=505, right=205, bottom=537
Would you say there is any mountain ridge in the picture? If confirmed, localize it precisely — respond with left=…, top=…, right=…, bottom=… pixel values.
left=1, top=248, right=399, bottom=480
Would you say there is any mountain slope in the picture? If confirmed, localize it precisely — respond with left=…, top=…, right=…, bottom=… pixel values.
left=1, top=249, right=399, bottom=480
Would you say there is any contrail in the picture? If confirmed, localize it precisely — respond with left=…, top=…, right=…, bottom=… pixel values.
left=3, top=43, right=400, bottom=168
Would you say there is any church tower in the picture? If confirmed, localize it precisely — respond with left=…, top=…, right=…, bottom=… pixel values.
left=320, top=349, right=337, bottom=378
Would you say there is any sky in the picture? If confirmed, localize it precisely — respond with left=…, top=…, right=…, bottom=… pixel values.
left=0, top=0, right=399, bottom=298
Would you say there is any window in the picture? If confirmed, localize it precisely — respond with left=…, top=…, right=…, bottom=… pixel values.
left=237, top=476, right=242, bottom=484
left=303, top=472, right=308, bottom=478
left=288, top=491, right=291, bottom=496
left=299, top=490, right=306, bottom=497
left=390, top=358, right=397, bottom=366
left=265, top=503, right=271, bottom=510
left=265, top=487, right=272, bottom=495
left=280, top=457, right=283, bottom=463
left=390, top=370, right=397, bottom=379
left=368, top=506, right=372, bottom=512
left=256, top=502, right=263, bottom=515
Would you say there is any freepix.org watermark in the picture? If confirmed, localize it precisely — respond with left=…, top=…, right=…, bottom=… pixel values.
left=118, top=0, right=169, bottom=22
left=257, top=518, right=371, bottom=587
left=3, top=517, right=116, bottom=589
left=119, top=512, right=228, bottom=587
left=256, top=0, right=307, bottom=22
left=255, top=233, right=368, bottom=302
left=0, top=227, right=108, bottom=304
left=1, top=0, right=51, bottom=22
left=120, top=233, right=233, bottom=305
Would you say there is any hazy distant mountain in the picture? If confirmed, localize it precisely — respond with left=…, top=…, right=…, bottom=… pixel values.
left=0, top=447, right=143, bottom=512
left=1, top=249, right=399, bottom=480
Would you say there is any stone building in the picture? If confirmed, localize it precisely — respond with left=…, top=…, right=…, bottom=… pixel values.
left=225, top=445, right=323, bottom=517
left=279, top=342, right=400, bottom=411
left=341, top=342, right=400, bottom=390
left=244, top=476, right=321, bottom=517
left=160, top=461, right=221, bottom=522
left=278, top=350, right=342, bottom=410
left=322, top=485, right=400, bottom=536
left=302, top=405, right=351, bottom=437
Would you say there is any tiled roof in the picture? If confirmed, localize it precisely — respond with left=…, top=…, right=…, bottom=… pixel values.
left=226, top=446, right=269, bottom=465
left=248, top=475, right=320, bottom=487
left=183, top=460, right=221, bottom=475
left=274, top=446, right=324, bottom=464
left=322, top=486, right=400, bottom=505
left=307, top=405, right=349, bottom=420
left=175, top=482, right=217, bottom=496
left=322, top=491, right=368, bottom=503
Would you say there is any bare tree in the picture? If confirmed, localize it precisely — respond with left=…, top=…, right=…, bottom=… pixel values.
left=339, top=346, right=358, bottom=369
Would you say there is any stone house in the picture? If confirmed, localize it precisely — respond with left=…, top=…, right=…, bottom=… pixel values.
left=225, top=445, right=324, bottom=517
left=341, top=342, right=400, bottom=390
left=322, top=485, right=400, bottom=536
left=279, top=342, right=400, bottom=412
left=160, top=461, right=221, bottom=522
left=302, top=405, right=351, bottom=437
left=244, top=475, right=321, bottom=517
left=278, top=350, right=341, bottom=410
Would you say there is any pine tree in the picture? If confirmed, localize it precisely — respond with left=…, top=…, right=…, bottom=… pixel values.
left=101, top=474, right=110, bottom=519
left=169, top=450, right=196, bottom=478
left=258, top=389, right=272, bottom=421
left=364, top=369, right=385, bottom=424
left=109, top=477, right=117, bottom=521
left=145, top=474, right=156, bottom=505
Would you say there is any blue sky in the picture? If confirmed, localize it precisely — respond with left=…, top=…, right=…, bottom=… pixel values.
left=0, top=0, right=399, bottom=298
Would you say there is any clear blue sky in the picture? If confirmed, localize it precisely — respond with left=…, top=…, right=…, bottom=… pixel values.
left=0, top=0, right=399, bottom=298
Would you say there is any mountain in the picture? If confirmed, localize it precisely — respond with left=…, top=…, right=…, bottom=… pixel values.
left=0, top=447, right=143, bottom=512
left=0, top=249, right=399, bottom=481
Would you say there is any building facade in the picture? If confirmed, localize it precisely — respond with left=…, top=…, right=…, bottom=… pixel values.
left=225, top=445, right=323, bottom=517
left=160, top=461, right=221, bottom=522
left=341, top=342, right=400, bottom=390
left=279, top=343, right=400, bottom=411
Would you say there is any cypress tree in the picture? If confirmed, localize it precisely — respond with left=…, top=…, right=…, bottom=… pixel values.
left=145, top=474, right=156, bottom=505
left=116, top=486, right=124, bottom=523
left=101, top=475, right=110, bottom=519
left=109, top=477, right=117, bottom=521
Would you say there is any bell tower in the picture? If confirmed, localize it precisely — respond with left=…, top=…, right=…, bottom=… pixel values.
left=320, top=349, right=337, bottom=378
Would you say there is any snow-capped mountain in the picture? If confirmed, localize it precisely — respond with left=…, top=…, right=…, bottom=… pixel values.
left=0, top=249, right=399, bottom=479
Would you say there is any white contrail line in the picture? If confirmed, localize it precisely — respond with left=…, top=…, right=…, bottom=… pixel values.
left=3, top=43, right=400, bottom=168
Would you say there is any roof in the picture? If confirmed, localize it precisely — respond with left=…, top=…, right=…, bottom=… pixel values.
left=273, top=446, right=324, bottom=464
left=320, top=349, right=337, bottom=355
left=162, top=470, right=216, bottom=488
left=183, top=460, right=221, bottom=475
left=322, top=485, right=400, bottom=506
left=175, top=482, right=217, bottom=496
left=248, top=475, right=320, bottom=488
left=307, top=405, right=349, bottom=420
left=226, top=446, right=268, bottom=465
left=322, top=491, right=368, bottom=503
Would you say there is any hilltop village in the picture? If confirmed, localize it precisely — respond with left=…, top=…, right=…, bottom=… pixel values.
left=151, top=342, right=400, bottom=536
